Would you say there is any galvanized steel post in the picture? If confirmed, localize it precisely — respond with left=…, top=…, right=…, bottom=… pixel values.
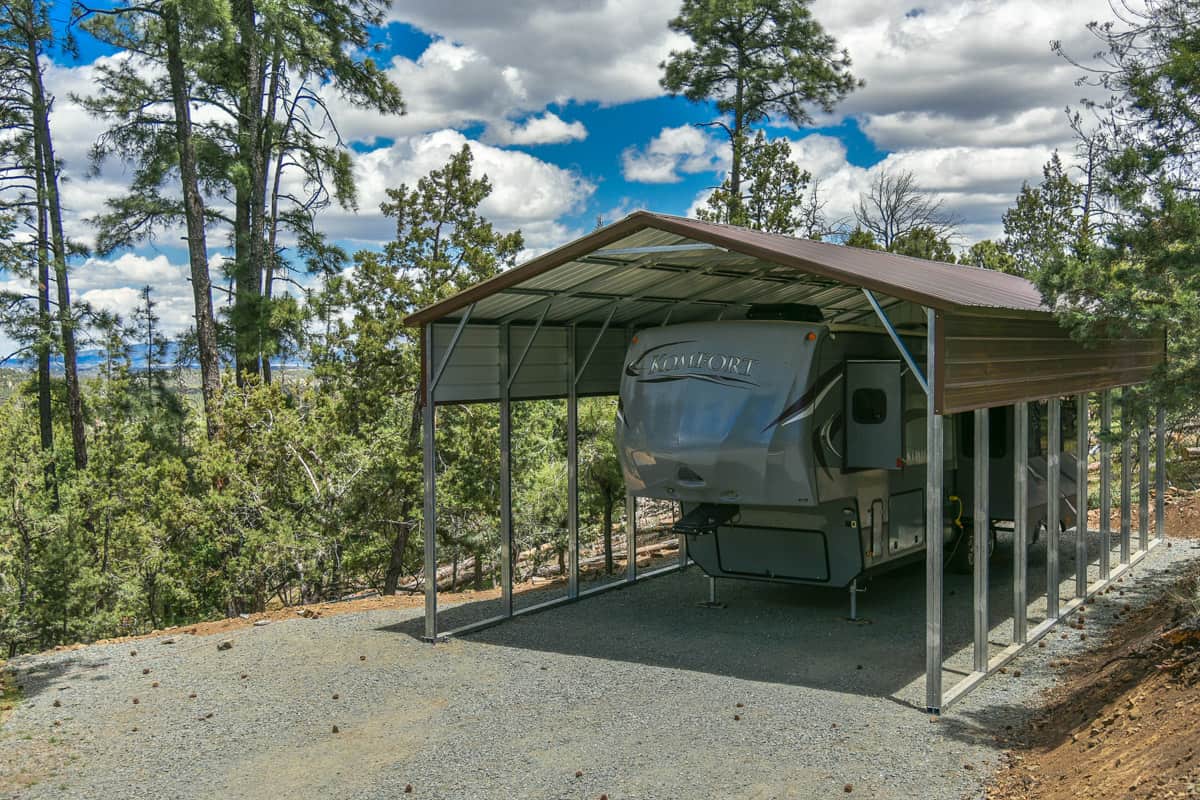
left=973, top=407, right=989, bottom=674
left=567, top=324, right=579, bottom=598
left=1075, top=394, right=1089, bottom=598
left=1013, top=400, right=1029, bottom=645
left=1046, top=398, right=1061, bottom=619
left=422, top=324, right=439, bottom=640
left=624, top=325, right=638, bottom=585
left=1100, top=390, right=1112, bottom=579
left=925, top=308, right=944, bottom=713
left=625, top=493, right=637, bottom=583
left=1156, top=406, right=1166, bottom=541
left=1139, top=421, right=1150, bottom=553
left=499, top=324, right=513, bottom=617
left=1120, top=392, right=1132, bottom=566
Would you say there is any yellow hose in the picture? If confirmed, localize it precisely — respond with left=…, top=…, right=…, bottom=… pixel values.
left=948, top=495, right=964, bottom=529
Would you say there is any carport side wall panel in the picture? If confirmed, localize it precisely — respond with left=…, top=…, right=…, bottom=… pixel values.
left=939, top=313, right=1163, bottom=414
left=427, top=322, right=627, bottom=405
left=424, top=314, right=1164, bottom=415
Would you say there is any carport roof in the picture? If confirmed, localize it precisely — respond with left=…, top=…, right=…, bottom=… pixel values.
left=403, top=210, right=1049, bottom=328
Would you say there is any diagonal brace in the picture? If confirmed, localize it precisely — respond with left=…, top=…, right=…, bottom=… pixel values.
left=863, top=288, right=928, bottom=396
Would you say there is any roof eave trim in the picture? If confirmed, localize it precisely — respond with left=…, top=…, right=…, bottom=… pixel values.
left=403, top=210, right=1050, bottom=327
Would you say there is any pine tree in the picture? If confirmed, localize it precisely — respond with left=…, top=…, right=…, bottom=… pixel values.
left=315, top=145, right=523, bottom=595
left=1044, top=1, right=1200, bottom=410
left=695, top=131, right=811, bottom=232
left=662, top=0, right=858, bottom=222
left=1, top=0, right=87, bottom=469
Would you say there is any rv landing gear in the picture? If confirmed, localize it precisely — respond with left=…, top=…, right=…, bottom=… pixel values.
left=697, top=576, right=725, bottom=609
left=847, top=578, right=867, bottom=621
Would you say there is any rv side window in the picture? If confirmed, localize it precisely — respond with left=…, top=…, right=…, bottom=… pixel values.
left=851, top=388, right=888, bottom=425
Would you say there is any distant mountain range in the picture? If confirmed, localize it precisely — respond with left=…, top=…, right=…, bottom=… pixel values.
left=3, top=343, right=306, bottom=372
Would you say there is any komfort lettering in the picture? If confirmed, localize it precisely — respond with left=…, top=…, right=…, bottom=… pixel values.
left=646, top=351, right=757, bottom=377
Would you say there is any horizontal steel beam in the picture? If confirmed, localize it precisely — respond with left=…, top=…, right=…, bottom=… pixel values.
left=430, top=560, right=687, bottom=640
left=592, top=243, right=724, bottom=256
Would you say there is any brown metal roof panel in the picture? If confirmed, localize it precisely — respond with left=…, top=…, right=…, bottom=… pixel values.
left=405, top=210, right=1053, bottom=326
left=518, top=259, right=621, bottom=292
left=630, top=213, right=1047, bottom=311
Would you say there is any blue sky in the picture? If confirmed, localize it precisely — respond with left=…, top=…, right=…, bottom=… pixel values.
left=3, top=0, right=1113, bottom=352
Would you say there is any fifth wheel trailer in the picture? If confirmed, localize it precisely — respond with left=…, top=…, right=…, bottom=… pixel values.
left=615, top=306, right=1078, bottom=589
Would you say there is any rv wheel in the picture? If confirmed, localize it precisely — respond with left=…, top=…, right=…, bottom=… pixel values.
left=945, top=525, right=993, bottom=575
left=948, top=523, right=993, bottom=574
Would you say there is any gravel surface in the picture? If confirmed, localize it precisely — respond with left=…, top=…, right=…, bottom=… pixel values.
left=2, top=534, right=1197, bottom=800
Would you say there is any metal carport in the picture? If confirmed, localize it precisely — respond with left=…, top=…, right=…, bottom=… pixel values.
left=403, top=210, right=1167, bottom=713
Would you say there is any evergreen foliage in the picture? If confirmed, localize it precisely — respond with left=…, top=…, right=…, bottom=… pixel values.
left=1, top=0, right=1196, bottom=658
left=662, top=0, right=858, bottom=223
left=696, top=131, right=812, bottom=233
left=1036, top=0, right=1200, bottom=412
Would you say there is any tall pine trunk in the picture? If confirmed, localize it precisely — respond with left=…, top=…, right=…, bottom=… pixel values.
left=33, top=134, right=54, bottom=492
left=164, top=1, right=222, bottom=439
left=726, top=71, right=746, bottom=223
left=26, top=18, right=85, bottom=469
left=258, top=44, right=283, bottom=385
left=232, top=0, right=266, bottom=383
left=383, top=521, right=412, bottom=595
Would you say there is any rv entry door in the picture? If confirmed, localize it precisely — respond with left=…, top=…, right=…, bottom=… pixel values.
left=844, top=360, right=903, bottom=470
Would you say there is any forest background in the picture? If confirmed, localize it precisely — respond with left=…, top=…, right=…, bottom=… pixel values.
left=1, top=0, right=1196, bottom=656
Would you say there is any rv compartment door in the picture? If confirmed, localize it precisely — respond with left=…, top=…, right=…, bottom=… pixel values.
left=844, top=360, right=903, bottom=470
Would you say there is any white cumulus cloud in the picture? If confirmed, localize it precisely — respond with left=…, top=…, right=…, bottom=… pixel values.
left=319, top=130, right=595, bottom=254
left=484, top=112, right=588, bottom=146
left=622, top=125, right=728, bottom=184
left=387, top=0, right=687, bottom=108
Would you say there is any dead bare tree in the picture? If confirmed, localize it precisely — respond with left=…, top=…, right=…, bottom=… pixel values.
left=796, top=177, right=848, bottom=240
left=853, top=168, right=959, bottom=250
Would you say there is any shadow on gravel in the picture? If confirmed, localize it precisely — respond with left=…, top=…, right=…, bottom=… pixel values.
left=5, top=656, right=111, bottom=706
left=381, top=533, right=1081, bottom=701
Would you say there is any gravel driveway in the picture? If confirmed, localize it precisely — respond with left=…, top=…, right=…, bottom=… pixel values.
left=3, top=534, right=1197, bottom=800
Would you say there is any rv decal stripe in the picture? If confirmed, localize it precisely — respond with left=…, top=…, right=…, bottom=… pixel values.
left=636, top=373, right=757, bottom=388
left=762, top=365, right=843, bottom=432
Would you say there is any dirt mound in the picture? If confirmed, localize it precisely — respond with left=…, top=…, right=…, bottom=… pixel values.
left=987, top=566, right=1200, bottom=800
left=1089, top=487, right=1200, bottom=540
